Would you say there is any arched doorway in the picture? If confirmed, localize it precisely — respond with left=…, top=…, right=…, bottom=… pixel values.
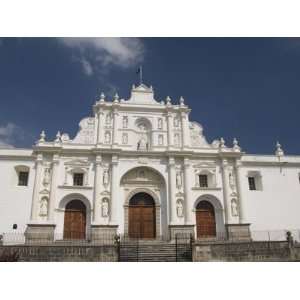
left=128, top=192, right=156, bottom=239
left=196, top=200, right=216, bottom=238
left=63, top=200, right=86, bottom=239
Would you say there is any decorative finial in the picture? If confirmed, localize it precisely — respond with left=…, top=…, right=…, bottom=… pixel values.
left=179, top=96, right=185, bottom=106
left=100, top=92, right=105, bottom=102
left=55, top=131, right=61, bottom=143
left=275, top=141, right=284, bottom=156
left=219, top=137, right=226, bottom=148
left=114, top=93, right=119, bottom=103
left=233, top=138, right=241, bottom=152
left=39, top=130, right=46, bottom=142
left=166, top=96, right=171, bottom=105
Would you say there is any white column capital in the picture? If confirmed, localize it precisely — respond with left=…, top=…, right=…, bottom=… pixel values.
left=111, top=155, right=119, bottom=165
left=95, top=154, right=102, bottom=165
left=221, top=159, right=229, bottom=168
left=183, top=157, right=190, bottom=167
left=36, top=153, right=43, bottom=162
left=52, top=154, right=60, bottom=163
left=235, top=159, right=243, bottom=168
left=168, top=157, right=175, bottom=166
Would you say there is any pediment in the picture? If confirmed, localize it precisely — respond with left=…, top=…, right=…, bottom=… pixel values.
left=193, top=162, right=215, bottom=169
left=121, top=168, right=163, bottom=185
left=125, top=84, right=159, bottom=105
left=39, top=188, right=50, bottom=195
left=65, top=159, right=90, bottom=167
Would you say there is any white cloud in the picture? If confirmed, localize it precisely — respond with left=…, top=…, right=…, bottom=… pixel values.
left=80, top=56, right=94, bottom=76
left=57, top=37, right=144, bottom=76
left=0, top=122, right=25, bottom=148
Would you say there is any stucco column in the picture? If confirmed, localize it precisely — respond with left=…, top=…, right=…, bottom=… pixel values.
left=112, top=108, right=118, bottom=146
left=221, top=159, right=233, bottom=224
left=183, top=158, right=193, bottom=224
left=110, top=155, right=119, bottom=224
left=93, top=155, right=102, bottom=222
left=97, top=109, right=104, bottom=144
left=235, top=160, right=245, bottom=223
left=168, top=157, right=176, bottom=224
left=48, top=154, right=59, bottom=221
left=181, top=111, right=191, bottom=149
left=30, top=154, right=43, bottom=221
left=166, top=112, right=173, bottom=148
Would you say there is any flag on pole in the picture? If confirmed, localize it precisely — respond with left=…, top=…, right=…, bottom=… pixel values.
left=136, top=66, right=143, bottom=84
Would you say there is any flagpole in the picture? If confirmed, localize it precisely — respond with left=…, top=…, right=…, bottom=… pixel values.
left=140, top=65, right=143, bottom=85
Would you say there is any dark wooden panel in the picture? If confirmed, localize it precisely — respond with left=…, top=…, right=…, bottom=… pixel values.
left=196, top=202, right=216, bottom=238
left=128, top=205, right=156, bottom=239
left=63, top=200, right=86, bottom=240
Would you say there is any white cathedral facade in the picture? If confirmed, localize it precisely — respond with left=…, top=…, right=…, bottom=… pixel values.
left=1, top=83, right=300, bottom=244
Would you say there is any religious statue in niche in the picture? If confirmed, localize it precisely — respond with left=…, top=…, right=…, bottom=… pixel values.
left=122, top=133, right=128, bottom=144
left=138, top=137, right=148, bottom=150
left=39, top=197, right=48, bottom=218
left=43, top=167, right=51, bottom=187
left=176, top=200, right=184, bottom=218
left=138, top=170, right=146, bottom=178
left=105, top=113, right=112, bottom=125
left=123, top=116, right=128, bottom=128
left=158, top=134, right=163, bottom=146
left=158, top=118, right=162, bottom=129
left=174, top=133, right=180, bottom=146
left=101, top=199, right=109, bottom=218
left=176, top=172, right=182, bottom=189
left=174, top=117, right=179, bottom=127
left=231, top=198, right=238, bottom=217
left=229, top=171, right=236, bottom=190
left=139, top=123, right=147, bottom=131
left=105, top=131, right=111, bottom=144
left=103, top=169, right=110, bottom=187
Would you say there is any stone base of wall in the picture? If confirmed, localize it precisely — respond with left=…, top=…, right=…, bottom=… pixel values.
left=226, top=223, right=251, bottom=241
left=0, top=245, right=118, bottom=262
left=193, top=241, right=291, bottom=261
left=169, top=225, right=195, bottom=240
left=91, top=224, right=118, bottom=244
left=25, top=224, right=56, bottom=245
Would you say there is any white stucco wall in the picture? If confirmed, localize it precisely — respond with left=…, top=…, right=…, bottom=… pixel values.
left=0, top=150, right=35, bottom=235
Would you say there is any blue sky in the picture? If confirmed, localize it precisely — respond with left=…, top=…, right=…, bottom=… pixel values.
left=0, top=37, right=300, bottom=154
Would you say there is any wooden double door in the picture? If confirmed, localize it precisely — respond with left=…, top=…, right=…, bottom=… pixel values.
left=128, top=192, right=156, bottom=239
left=196, top=200, right=216, bottom=238
left=63, top=200, right=86, bottom=240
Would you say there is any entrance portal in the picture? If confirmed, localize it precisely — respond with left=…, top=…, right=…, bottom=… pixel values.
left=63, top=200, right=86, bottom=239
left=196, top=200, right=216, bottom=238
left=128, top=192, right=156, bottom=239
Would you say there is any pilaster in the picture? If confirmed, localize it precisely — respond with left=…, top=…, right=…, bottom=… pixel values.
left=183, top=157, right=193, bottom=224
left=97, top=108, right=104, bottom=144
left=168, top=157, right=176, bottom=224
left=112, top=108, right=119, bottom=146
left=48, top=154, right=60, bottom=221
left=180, top=111, right=191, bottom=149
left=221, top=159, right=233, bottom=224
left=235, top=159, right=245, bottom=223
left=166, top=111, right=174, bottom=149
left=30, top=153, right=44, bottom=221
left=110, top=154, right=119, bottom=224
left=93, top=155, right=102, bottom=222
